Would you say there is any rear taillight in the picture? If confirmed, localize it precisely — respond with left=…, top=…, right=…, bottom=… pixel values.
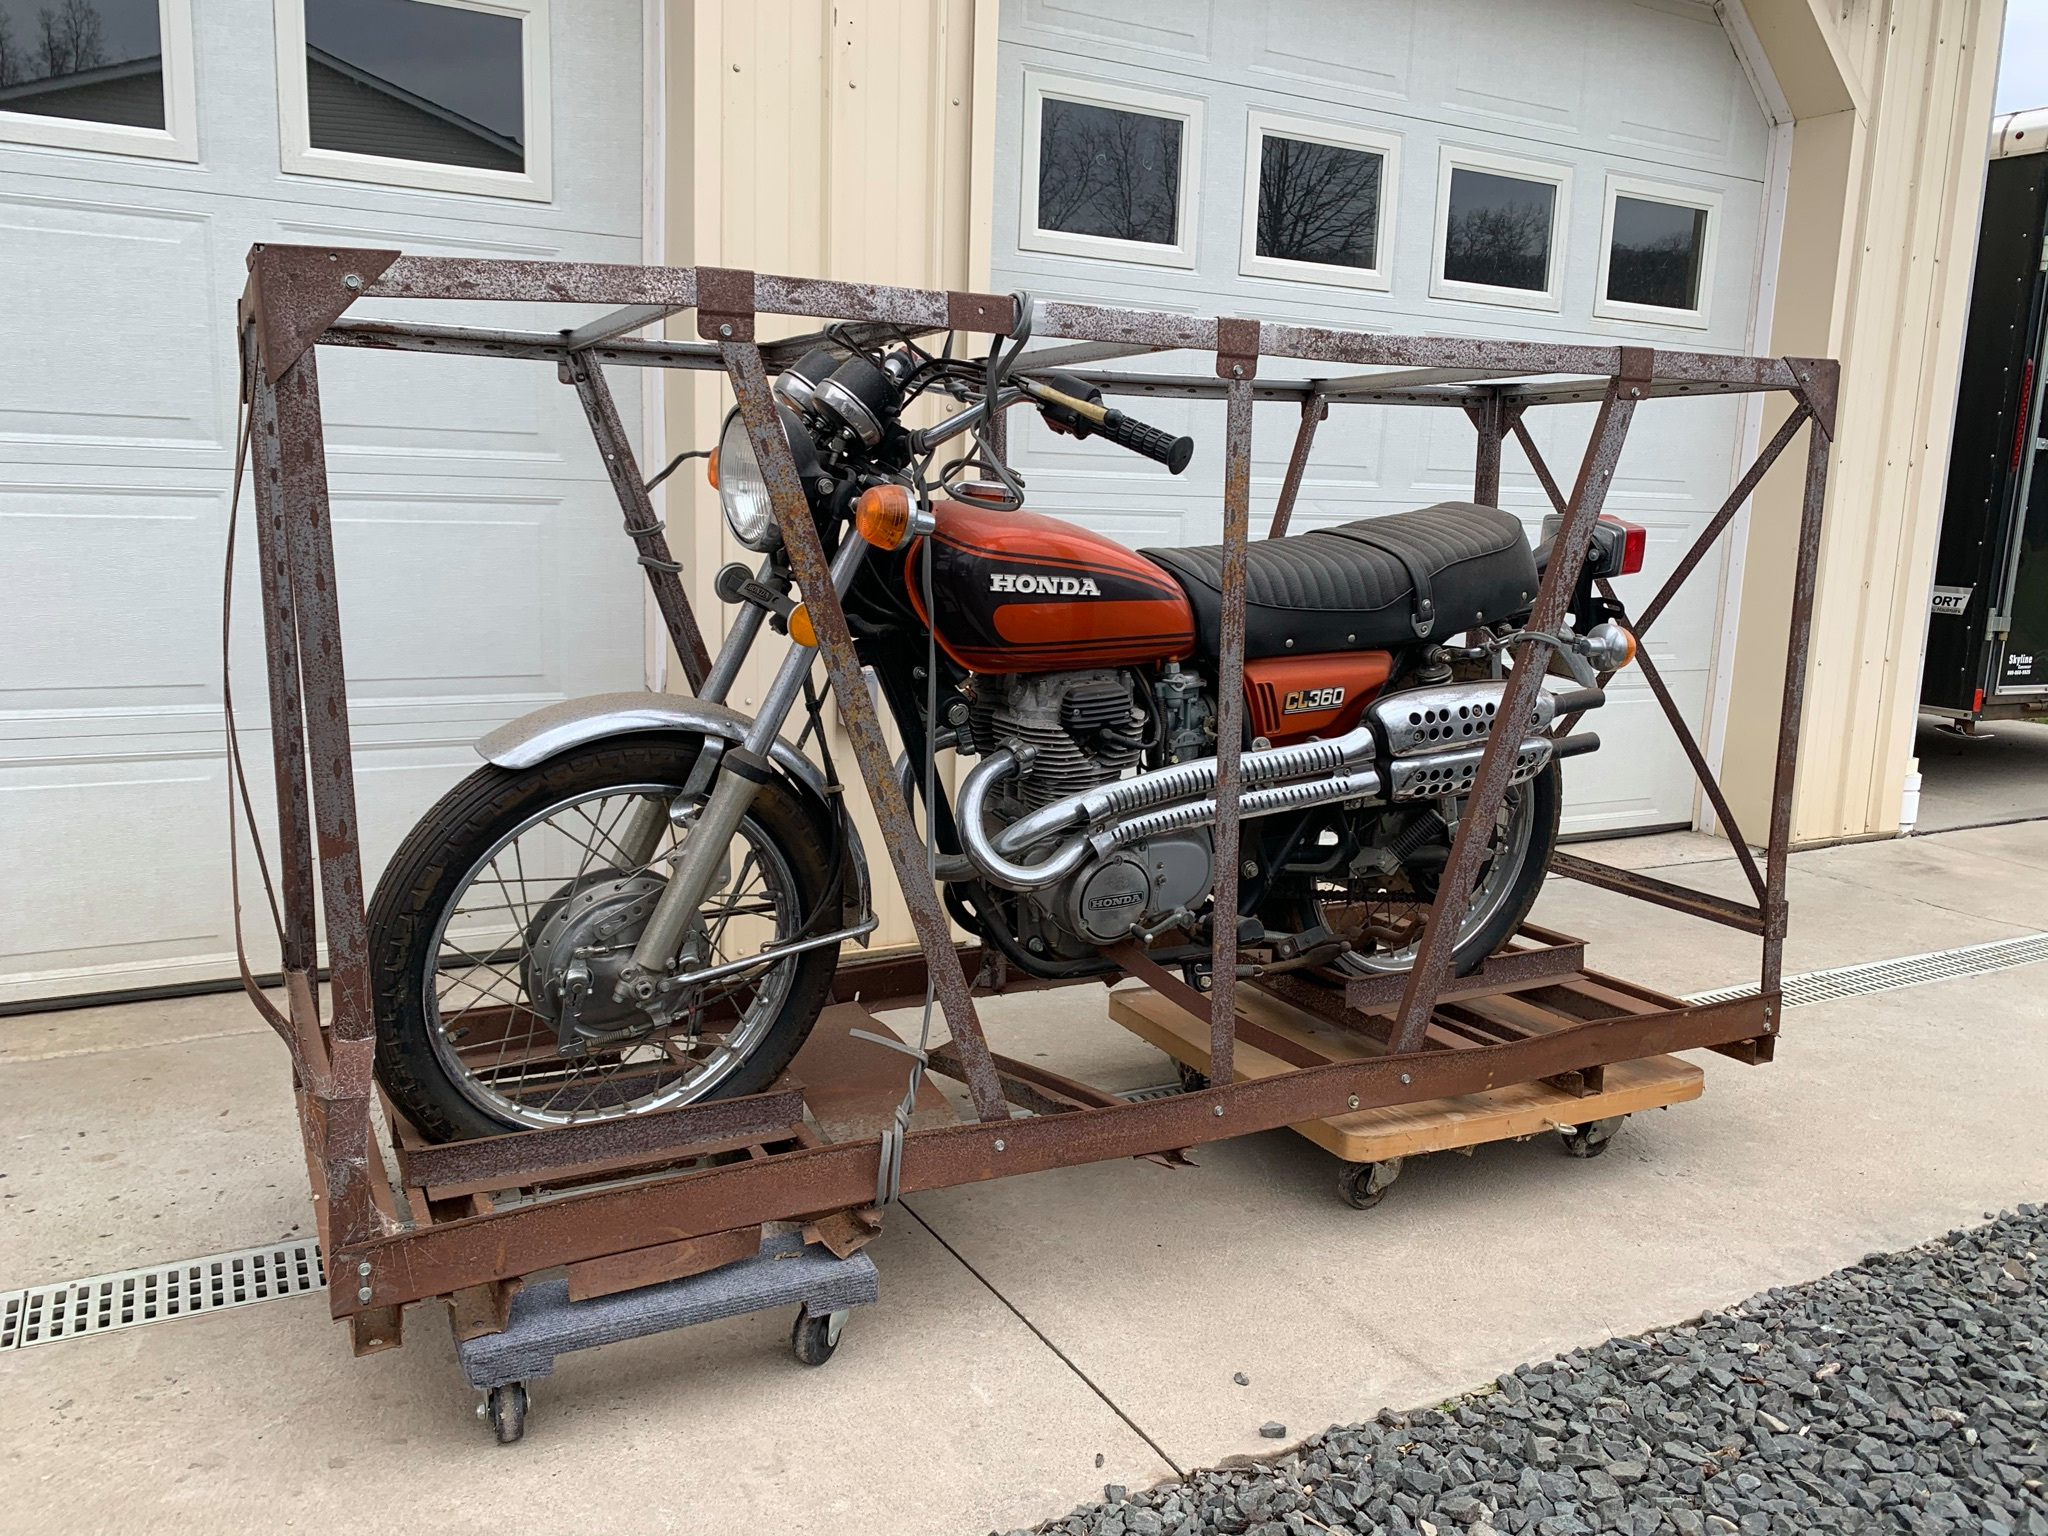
left=1608, top=516, right=1646, bottom=575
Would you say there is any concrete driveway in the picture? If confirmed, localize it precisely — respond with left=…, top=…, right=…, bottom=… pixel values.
left=3, top=820, right=2046, bottom=1535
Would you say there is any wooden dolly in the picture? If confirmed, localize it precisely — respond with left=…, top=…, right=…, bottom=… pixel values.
left=1108, top=928, right=1704, bottom=1209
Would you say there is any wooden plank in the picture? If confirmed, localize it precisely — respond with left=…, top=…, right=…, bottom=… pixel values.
left=566, top=1226, right=762, bottom=1302
left=1108, top=985, right=1701, bottom=1164
left=789, top=1003, right=959, bottom=1143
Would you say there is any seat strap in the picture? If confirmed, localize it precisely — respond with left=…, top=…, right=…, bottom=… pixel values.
left=1325, top=527, right=1437, bottom=639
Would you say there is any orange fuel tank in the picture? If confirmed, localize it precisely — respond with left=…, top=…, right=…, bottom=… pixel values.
left=907, top=500, right=1195, bottom=674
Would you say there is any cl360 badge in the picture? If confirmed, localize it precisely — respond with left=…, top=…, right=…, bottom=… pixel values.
left=989, top=572, right=1102, bottom=596
left=1283, top=686, right=1345, bottom=714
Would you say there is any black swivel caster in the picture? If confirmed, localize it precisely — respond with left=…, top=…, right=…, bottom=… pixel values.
left=791, top=1305, right=849, bottom=1366
left=481, top=1381, right=528, bottom=1444
left=1175, top=1061, right=1210, bottom=1094
left=1337, top=1157, right=1403, bottom=1210
left=1558, top=1115, right=1626, bottom=1158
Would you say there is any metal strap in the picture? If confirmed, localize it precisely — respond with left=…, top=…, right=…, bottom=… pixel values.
left=1329, top=525, right=1439, bottom=638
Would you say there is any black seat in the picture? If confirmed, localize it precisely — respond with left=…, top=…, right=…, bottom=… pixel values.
left=1142, top=501, right=1538, bottom=661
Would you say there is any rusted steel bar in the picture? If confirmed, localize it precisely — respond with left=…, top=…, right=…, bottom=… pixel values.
left=1386, top=356, right=1648, bottom=1054
left=1267, top=395, right=1327, bottom=539
left=718, top=333, right=1009, bottom=1125
left=563, top=304, right=680, bottom=349
left=1468, top=390, right=1508, bottom=507
left=1762, top=392, right=1837, bottom=1005
left=368, top=255, right=699, bottom=306
left=335, top=993, right=1771, bottom=1309
left=1210, top=320, right=1261, bottom=1090
left=1611, top=594, right=1769, bottom=904
left=564, top=352, right=712, bottom=690
left=265, top=345, right=387, bottom=1257
left=1636, top=404, right=1811, bottom=639
left=1508, top=413, right=1568, bottom=515
left=1548, top=852, right=1767, bottom=934
left=399, top=1087, right=808, bottom=1192
left=1500, top=374, right=1796, bottom=408
left=243, top=337, right=319, bottom=978
left=1343, top=930, right=1586, bottom=1013
left=320, top=318, right=729, bottom=371
left=1318, top=366, right=1527, bottom=396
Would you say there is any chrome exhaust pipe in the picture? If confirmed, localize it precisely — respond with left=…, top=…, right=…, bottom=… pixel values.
left=956, top=679, right=1577, bottom=893
left=987, top=723, right=1380, bottom=859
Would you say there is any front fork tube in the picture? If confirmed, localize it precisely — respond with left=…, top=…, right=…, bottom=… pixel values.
left=607, top=557, right=776, bottom=874
left=618, top=533, right=870, bottom=997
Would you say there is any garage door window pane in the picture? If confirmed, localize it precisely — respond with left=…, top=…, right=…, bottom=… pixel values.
left=1257, top=133, right=1381, bottom=270
left=1443, top=168, right=1554, bottom=292
left=1037, top=96, right=1181, bottom=246
left=0, top=0, right=164, bottom=129
left=1607, top=195, right=1707, bottom=311
left=304, top=0, right=524, bottom=173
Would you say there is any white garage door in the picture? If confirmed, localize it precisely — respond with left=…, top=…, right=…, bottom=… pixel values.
left=990, top=0, right=1773, bottom=837
left=0, top=0, right=650, bottom=1004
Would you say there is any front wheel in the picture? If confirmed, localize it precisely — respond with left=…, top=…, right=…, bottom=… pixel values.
left=368, top=736, right=840, bottom=1142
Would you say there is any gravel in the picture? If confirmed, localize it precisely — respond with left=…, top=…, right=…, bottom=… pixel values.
left=1003, top=1208, right=2047, bottom=1536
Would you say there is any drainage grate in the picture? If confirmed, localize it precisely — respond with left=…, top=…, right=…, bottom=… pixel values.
left=5, top=1241, right=325, bottom=1348
left=1685, top=931, right=2048, bottom=1009
left=1119, top=1081, right=1185, bottom=1102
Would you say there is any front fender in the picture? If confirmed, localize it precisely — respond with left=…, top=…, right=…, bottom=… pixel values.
left=476, top=692, right=872, bottom=933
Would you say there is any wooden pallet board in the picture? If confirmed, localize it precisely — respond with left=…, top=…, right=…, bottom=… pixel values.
left=1107, top=984, right=1702, bottom=1164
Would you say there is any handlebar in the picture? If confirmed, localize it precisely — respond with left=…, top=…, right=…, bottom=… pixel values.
left=1017, top=376, right=1194, bottom=475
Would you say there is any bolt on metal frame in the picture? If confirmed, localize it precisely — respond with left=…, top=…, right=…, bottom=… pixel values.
left=233, top=244, right=1833, bottom=1353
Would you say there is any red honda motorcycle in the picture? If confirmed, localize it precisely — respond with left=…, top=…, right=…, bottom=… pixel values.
left=367, top=303, right=1641, bottom=1141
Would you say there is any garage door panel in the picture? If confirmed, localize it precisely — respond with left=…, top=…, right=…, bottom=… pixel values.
left=1559, top=671, right=1712, bottom=832
left=0, top=486, right=222, bottom=711
left=318, top=349, right=555, bottom=465
left=1019, top=0, right=1213, bottom=60
left=1437, top=0, right=1585, bottom=132
left=1605, top=1, right=1752, bottom=161
left=329, top=494, right=555, bottom=697
left=1243, top=0, right=1414, bottom=100
left=0, top=760, right=233, bottom=979
left=0, top=196, right=221, bottom=449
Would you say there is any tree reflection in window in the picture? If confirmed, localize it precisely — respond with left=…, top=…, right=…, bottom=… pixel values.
left=1037, top=96, right=1181, bottom=247
left=1257, top=133, right=1381, bottom=270
left=1607, top=196, right=1707, bottom=311
left=1443, top=168, right=1555, bottom=292
left=0, top=0, right=165, bottom=129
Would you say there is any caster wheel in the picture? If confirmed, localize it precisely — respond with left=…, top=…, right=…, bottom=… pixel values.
left=791, top=1306, right=848, bottom=1366
left=484, top=1382, right=527, bottom=1444
left=1338, top=1157, right=1403, bottom=1210
left=1559, top=1115, right=1626, bottom=1158
left=1175, top=1061, right=1210, bottom=1094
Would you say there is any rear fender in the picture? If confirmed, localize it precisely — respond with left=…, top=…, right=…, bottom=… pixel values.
left=475, top=692, right=872, bottom=936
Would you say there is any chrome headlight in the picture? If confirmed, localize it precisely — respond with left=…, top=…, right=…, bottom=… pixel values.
left=716, top=408, right=781, bottom=552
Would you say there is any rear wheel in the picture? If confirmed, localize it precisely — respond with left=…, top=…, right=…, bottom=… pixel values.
left=1266, top=762, right=1561, bottom=979
left=368, top=736, right=840, bottom=1142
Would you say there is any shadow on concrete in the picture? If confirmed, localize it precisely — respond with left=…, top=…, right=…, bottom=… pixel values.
left=1914, top=713, right=2048, bottom=832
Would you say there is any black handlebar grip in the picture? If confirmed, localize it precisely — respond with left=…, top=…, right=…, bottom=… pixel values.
left=1100, top=408, right=1195, bottom=475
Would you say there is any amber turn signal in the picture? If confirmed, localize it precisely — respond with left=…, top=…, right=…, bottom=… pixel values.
left=787, top=603, right=818, bottom=648
left=706, top=447, right=720, bottom=489
left=854, top=483, right=914, bottom=551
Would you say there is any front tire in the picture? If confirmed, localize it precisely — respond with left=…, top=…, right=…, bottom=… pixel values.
left=368, top=736, right=840, bottom=1142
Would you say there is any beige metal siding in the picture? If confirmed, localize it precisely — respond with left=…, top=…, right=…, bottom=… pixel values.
left=661, top=0, right=986, bottom=946
left=1719, top=0, right=2003, bottom=845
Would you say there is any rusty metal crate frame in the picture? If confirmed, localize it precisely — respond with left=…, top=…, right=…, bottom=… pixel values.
left=232, top=244, right=1833, bottom=1353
